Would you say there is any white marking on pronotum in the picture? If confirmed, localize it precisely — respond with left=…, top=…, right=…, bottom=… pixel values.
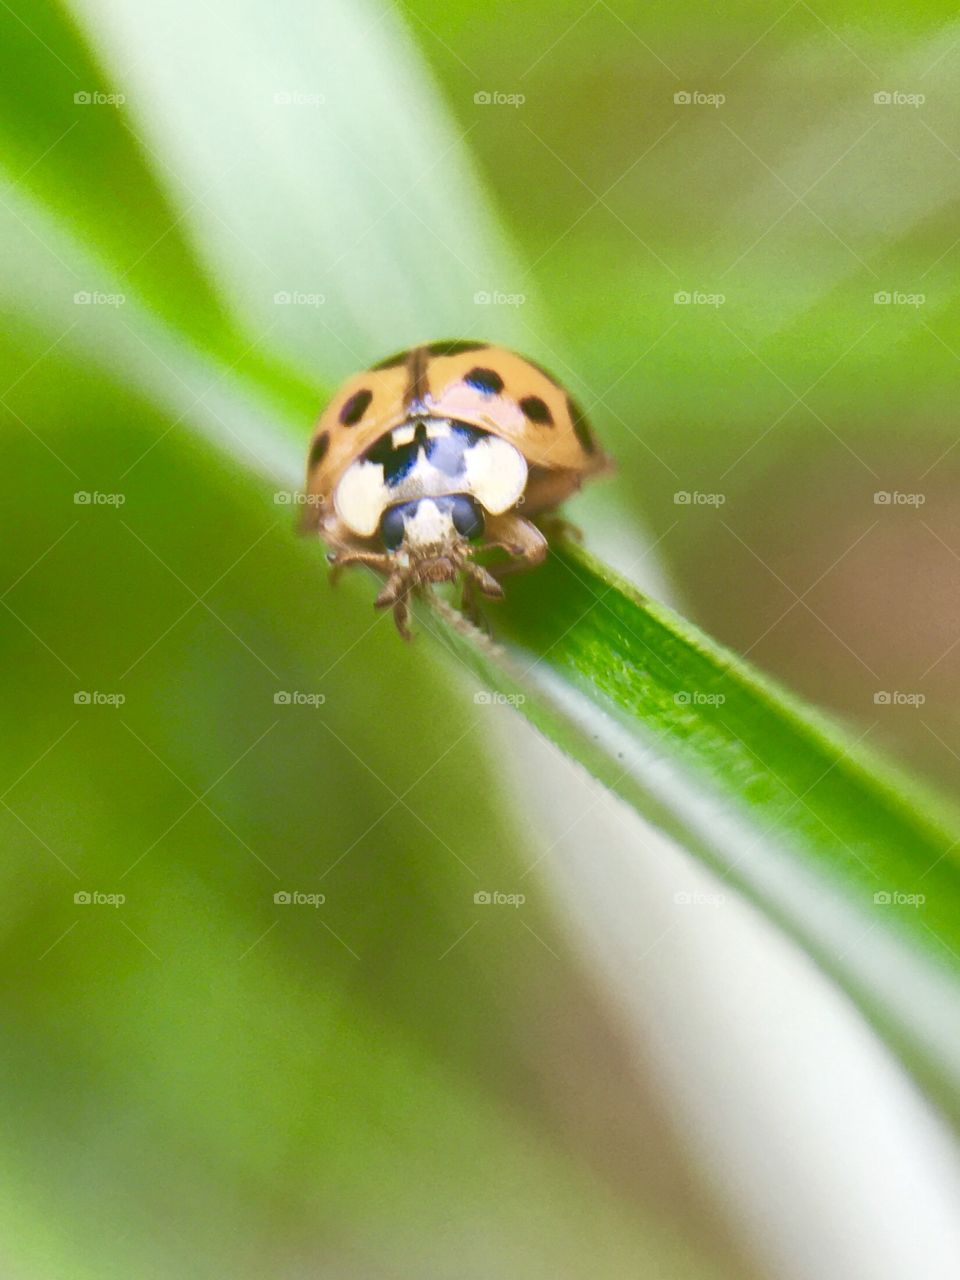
left=391, top=419, right=452, bottom=446
left=334, top=461, right=388, bottom=535
left=463, top=436, right=527, bottom=514
left=334, top=420, right=528, bottom=536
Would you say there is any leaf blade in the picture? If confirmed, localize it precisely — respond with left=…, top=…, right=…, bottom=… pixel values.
left=425, top=541, right=960, bottom=1109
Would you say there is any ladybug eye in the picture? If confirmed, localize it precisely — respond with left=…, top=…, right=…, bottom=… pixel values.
left=379, top=504, right=407, bottom=550
left=449, top=495, right=485, bottom=540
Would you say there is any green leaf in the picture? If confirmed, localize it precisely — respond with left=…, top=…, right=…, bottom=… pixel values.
left=424, top=541, right=960, bottom=1110
left=4, top=155, right=960, bottom=1123
left=0, top=202, right=739, bottom=1280
left=65, top=0, right=542, bottom=380
left=4, top=0, right=960, bottom=1274
left=7, top=97, right=960, bottom=1121
left=0, top=3, right=742, bottom=1275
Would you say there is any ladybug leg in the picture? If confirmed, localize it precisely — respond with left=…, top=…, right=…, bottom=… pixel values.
left=459, top=573, right=484, bottom=629
left=482, top=513, right=548, bottom=579
left=463, top=560, right=505, bottom=600
left=374, top=571, right=415, bottom=641
left=391, top=596, right=412, bottom=641
left=327, top=548, right=394, bottom=587
left=457, top=562, right=503, bottom=633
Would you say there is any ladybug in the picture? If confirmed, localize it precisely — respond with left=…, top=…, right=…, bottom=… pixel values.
left=303, top=339, right=612, bottom=637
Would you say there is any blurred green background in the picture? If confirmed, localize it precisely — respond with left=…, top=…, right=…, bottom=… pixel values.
left=407, top=0, right=960, bottom=786
left=2, top=0, right=959, bottom=1276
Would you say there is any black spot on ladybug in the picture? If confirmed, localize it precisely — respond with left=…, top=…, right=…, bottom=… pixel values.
left=365, top=422, right=488, bottom=485
left=367, top=427, right=421, bottom=486
left=308, top=431, right=330, bottom=470
left=371, top=349, right=409, bottom=370
left=520, top=395, right=553, bottom=425
left=426, top=339, right=487, bottom=357
left=567, top=395, right=597, bottom=454
left=464, top=367, right=504, bottom=395
left=340, top=388, right=373, bottom=426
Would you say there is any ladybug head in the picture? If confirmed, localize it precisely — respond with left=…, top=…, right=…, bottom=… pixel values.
left=373, top=494, right=502, bottom=618
left=378, top=494, right=485, bottom=564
